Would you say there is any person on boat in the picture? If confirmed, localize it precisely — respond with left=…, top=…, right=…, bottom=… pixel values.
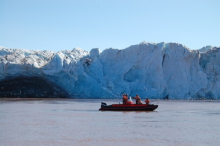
left=145, top=98, right=150, bottom=106
left=122, top=94, right=128, bottom=104
left=133, top=94, right=141, bottom=104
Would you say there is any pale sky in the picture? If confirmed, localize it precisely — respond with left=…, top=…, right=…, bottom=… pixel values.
left=1, top=0, right=220, bottom=52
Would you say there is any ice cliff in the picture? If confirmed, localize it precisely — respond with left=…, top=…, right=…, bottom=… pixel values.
left=0, top=42, right=220, bottom=99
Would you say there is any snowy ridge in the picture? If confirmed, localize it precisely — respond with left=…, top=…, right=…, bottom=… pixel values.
left=198, top=45, right=213, bottom=53
left=0, top=42, right=220, bottom=99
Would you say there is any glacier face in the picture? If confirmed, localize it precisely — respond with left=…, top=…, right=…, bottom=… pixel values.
left=0, top=42, right=220, bottom=99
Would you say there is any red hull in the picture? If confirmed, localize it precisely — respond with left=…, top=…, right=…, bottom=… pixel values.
left=99, top=103, right=158, bottom=111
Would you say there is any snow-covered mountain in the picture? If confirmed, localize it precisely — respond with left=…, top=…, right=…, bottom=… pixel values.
left=0, top=42, right=220, bottom=99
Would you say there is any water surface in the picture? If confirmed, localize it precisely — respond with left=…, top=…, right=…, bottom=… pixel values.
left=0, top=99, right=220, bottom=146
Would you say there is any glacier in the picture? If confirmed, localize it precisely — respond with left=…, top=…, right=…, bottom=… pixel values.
left=0, top=42, right=220, bottom=99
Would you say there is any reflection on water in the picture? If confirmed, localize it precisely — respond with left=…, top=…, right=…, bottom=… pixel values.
left=0, top=99, right=220, bottom=146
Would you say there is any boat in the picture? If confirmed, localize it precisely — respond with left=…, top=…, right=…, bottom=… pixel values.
left=99, top=100, right=158, bottom=111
